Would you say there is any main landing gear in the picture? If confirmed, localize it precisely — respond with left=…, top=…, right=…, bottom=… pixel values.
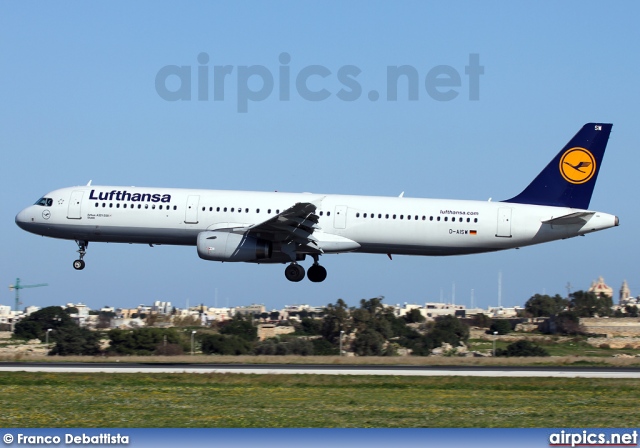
left=73, top=240, right=88, bottom=270
left=284, top=255, right=327, bottom=283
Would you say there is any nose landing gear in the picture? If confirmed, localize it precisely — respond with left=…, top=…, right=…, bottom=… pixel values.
left=73, top=240, right=88, bottom=270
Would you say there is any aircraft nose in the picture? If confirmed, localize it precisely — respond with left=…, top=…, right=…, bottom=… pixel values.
left=15, top=208, right=31, bottom=230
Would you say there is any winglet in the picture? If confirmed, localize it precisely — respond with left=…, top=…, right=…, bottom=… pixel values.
left=503, top=123, right=612, bottom=209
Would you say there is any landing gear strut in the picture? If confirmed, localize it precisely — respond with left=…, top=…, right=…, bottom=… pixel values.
left=73, top=240, right=88, bottom=270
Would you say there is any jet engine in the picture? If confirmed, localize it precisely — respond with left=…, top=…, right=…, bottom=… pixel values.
left=196, top=231, right=272, bottom=262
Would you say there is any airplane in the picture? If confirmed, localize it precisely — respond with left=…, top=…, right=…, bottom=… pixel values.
left=15, top=123, right=618, bottom=283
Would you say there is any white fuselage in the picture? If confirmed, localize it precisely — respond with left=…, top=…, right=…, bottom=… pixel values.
left=15, top=185, right=618, bottom=259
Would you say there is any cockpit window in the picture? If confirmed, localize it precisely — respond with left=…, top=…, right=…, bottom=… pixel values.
left=34, top=197, right=53, bottom=207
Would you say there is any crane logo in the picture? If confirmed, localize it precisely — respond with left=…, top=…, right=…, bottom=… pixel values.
left=559, top=147, right=596, bottom=184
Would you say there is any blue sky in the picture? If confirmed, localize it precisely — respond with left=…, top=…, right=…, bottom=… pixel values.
left=2, top=2, right=639, bottom=312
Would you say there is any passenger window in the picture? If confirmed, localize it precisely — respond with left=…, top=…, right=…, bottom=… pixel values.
left=437, top=216, right=440, bottom=221
left=356, top=213, right=360, bottom=218
left=256, top=209, right=260, bottom=213
left=95, top=203, right=99, bottom=208
left=102, top=203, right=106, bottom=208
left=474, top=218, right=478, bottom=223
left=173, top=206, right=177, bottom=210
left=327, top=211, right=330, bottom=216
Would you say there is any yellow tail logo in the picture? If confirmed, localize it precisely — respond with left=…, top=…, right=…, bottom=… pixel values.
left=559, top=147, right=596, bottom=184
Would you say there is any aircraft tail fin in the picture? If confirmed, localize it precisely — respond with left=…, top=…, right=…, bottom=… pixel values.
left=503, top=123, right=612, bottom=209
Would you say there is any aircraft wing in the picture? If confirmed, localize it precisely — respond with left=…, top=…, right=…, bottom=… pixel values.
left=542, top=211, right=595, bottom=225
left=211, top=199, right=325, bottom=254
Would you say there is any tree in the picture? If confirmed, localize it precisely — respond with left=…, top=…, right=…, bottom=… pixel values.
left=96, top=311, right=115, bottom=330
left=312, top=338, right=339, bottom=355
left=569, top=291, right=613, bottom=317
left=200, top=334, right=252, bottom=355
left=295, top=317, right=322, bottom=336
left=469, top=313, right=492, bottom=328
left=254, top=339, right=277, bottom=355
left=219, top=314, right=258, bottom=342
left=496, top=340, right=549, bottom=357
left=429, top=315, right=470, bottom=347
left=107, top=328, right=185, bottom=355
left=625, top=305, right=639, bottom=317
left=49, top=325, right=101, bottom=356
left=552, top=311, right=583, bottom=335
left=352, top=329, right=385, bottom=356
left=321, top=299, right=351, bottom=344
left=489, top=319, right=512, bottom=335
left=13, top=306, right=75, bottom=341
left=404, top=308, right=426, bottom=324
left=524, top=294, right=569, bottom=317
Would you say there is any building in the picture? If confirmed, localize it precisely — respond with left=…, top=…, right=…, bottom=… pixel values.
left=588, top=276, right=613, bottom=298
left=152, top=301, right=173, bottom=314
left=619, top=280, right=638, bottom=307
left=234, top=304, right=266, bottom=316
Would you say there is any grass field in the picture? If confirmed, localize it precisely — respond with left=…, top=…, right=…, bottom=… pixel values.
left=1, top=372, right=639, bottom=428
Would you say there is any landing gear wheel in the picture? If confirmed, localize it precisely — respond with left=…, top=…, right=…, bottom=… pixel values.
left=307, top=264, right=327, bottom=283
left=73, top=259, right=85, bottom=270
left=284, top=263, right=305, bottom=282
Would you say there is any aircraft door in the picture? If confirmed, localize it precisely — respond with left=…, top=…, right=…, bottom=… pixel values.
left=496, top=207, right=512, bottom=238
left=334, top=205, right=347, bottom=229
left=67, top=190, right=84, bottom=219
left=185, top=195, right=200, bottom=224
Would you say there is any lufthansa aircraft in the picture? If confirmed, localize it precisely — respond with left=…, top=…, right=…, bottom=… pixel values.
left=16, top=123, right=618, bottom=283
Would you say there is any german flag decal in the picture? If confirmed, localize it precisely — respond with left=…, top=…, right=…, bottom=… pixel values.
left=470, top=230, right=477, bottom=235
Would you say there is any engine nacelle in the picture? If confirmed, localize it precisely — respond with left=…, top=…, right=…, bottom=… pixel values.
left=197, top=231, right=272, bottom=262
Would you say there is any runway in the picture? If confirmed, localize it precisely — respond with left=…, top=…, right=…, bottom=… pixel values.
left=2, top=362, right=640, bottom=378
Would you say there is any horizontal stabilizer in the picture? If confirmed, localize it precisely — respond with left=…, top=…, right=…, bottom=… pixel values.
left=542, top=212, right=595, bottom=225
